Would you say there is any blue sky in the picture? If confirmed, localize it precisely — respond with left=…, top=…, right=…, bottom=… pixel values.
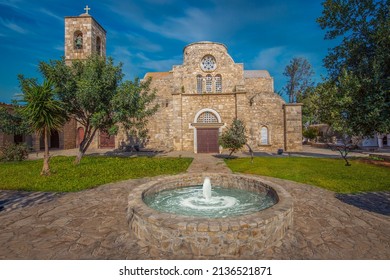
left=0, top=0, right=337, bottom=103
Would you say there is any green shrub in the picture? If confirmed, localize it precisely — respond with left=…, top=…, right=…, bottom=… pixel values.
left=0, top=143, right=29, bottom=161
left=303, top=127, right=318, bottom=141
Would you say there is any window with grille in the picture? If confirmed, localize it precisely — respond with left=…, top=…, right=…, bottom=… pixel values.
left=197, top=112, right=218, bottom=123
left=205, top=74, right=213, bottom=93
left=215, top=74, right=222, bottom=93
left=197, top=75, right=203, bottom=94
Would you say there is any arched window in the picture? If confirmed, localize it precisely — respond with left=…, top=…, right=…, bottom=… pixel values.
left=196, top=75, right=203, bottom=94
left=96, top=36, right=101, bottom=55
left=197, top=111, right=218, bottom=123
left=205, top=74, right=213, bottom=93
left=74, top=31, right=83, bottom=50
left=260, top=126, right=269, bottom=145
left=215, top=74, right=222, bottom=93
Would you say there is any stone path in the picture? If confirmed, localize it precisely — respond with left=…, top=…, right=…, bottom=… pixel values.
left=1, top=153, right=390, bottom=259
left=186, top=153, right=231, bottom=173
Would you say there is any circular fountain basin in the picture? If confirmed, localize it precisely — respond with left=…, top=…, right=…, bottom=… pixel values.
left=127, top=173, right=293, bottom=258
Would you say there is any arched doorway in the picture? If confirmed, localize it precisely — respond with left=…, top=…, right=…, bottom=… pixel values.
left=50, top=130, right=60, bottom=148
left=192, top=109, right=224, bottom=153
left=40, top=130, right=60, bottom=149
left=76, top=127, right=85, bottom=148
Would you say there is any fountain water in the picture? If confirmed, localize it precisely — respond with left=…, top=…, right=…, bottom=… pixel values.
left=202, top=177, right=212, bottom=200
left=143, top=176, right=274, bottom=218
left=128, top=173, right=293, bottom=257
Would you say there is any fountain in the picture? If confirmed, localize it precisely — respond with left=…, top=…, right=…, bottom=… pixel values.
left=128, top=173, right=293, bottom=258
left=203, top=176, right=212, bottom=201
left=143, top=176, right=277, bottom=218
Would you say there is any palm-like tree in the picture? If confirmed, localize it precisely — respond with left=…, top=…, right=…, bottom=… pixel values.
left=19, top=77, right=67, bottom=175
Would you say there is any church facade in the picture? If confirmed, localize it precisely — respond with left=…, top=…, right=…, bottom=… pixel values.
left=137, top=41, right=303, bottom=153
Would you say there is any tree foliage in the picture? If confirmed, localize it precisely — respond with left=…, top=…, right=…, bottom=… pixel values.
left=282, top=57, right=314, bottom=103
left=317, top=0, right=390, bottom=136
left=18, top=77, right=67, bottom=175
left=112, top=77, right=159, bottom=146
left=39, top=55, right=124, bottom=164
left=219, top=119, right=247, bottom=156
left=315, top=70, right=364, bottom=166
left=0, top=105, right=30, bottom=136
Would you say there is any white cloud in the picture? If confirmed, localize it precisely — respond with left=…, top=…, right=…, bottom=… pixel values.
left=141, top=8, right=214, bottom=42
left=124, top=32, right=162, bottom=52
left=251, top=47, right=286, bottom=70
left=54, top=45, right=64, bottom=52
left=0, top=18, right=27, bottom=34
left=141, top=57, right=181, bottom=72
left=0, top=0, right=24, bottom=10
left=39, top=8, right=63, bottom=23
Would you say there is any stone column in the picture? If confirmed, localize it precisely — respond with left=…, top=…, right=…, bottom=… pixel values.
left=283, top=103, right=303, bottom=152
left=377, top=133, right=383, bottom=148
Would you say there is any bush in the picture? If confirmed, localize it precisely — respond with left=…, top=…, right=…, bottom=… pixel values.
left=219, top=119, right=247, bottom=156
left=303, top=127, right=318, bottom=141
left=0, top=143, right=29, bottom=161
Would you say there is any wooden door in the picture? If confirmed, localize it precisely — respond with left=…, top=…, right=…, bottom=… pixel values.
left=99, top=131, right=115, bottom=148
left=77, top=127, right=85, bottom=148
left=197, top=128, right=219, bottom=153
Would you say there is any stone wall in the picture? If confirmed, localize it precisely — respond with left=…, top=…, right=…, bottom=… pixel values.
left=173, top=42, right=244, bottom=94
left=62, top=119, right=77, bottom=149
left=181, top=93, right=236, bottom=151
left=239, top=92, right=286, bottom=152
left=284, top=104, right=303, bottom=152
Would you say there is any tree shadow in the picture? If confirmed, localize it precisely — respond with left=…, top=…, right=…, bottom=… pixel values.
left=289, top=152, right=341, bottom=158
left=0, top=191, right=64, bottom=213
left=213, top=154, right=238, bottom=159
left=335, top=192, right=390, bottom=216
left=84, top=149, right=165, bottom=158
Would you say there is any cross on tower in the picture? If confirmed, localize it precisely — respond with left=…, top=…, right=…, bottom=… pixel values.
left=84, top=5, right=91, bottom=14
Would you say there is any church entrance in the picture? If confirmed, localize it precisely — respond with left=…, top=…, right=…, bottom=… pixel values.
left=197, top=128, right=219, bottom=153
left=76, top=127, right=85, bottom=148
left=40, top=130, right=60, bottom=150
left=192, top=109, right=223, bottom=154
left=99, top=131, right=115, bottom=148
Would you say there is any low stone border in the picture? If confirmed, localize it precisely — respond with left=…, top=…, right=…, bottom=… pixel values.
left=127, top=173, right=293, bottom=258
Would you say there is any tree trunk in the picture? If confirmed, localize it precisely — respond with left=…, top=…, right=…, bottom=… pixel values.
left=74, top=148, right=84, bottom=165
left=74, top=127, right=98, bottom=165
left=41, top=127, right=51, bottom=176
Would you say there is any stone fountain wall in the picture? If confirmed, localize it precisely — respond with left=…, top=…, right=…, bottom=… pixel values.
left=127, top=173, right=293, bottom=258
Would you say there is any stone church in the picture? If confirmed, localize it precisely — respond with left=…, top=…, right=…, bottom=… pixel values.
left=1, top=8, right=303, bottom=153
left=141, top=41, right=302, bottom=153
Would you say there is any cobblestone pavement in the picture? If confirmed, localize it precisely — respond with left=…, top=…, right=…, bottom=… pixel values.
left=1, top=154, right=390, bottom=259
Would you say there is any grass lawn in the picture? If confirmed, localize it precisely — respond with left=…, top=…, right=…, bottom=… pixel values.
left=225, top=157, right=390, bottom=193
left=0, top=156, right=192, bottom=192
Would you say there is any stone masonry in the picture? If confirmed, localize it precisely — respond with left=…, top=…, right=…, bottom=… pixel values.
left=64, top=13, right=106, bottom=63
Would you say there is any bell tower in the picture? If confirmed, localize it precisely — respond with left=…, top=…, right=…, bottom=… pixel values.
left=64, top=6, right=106, bottom=64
